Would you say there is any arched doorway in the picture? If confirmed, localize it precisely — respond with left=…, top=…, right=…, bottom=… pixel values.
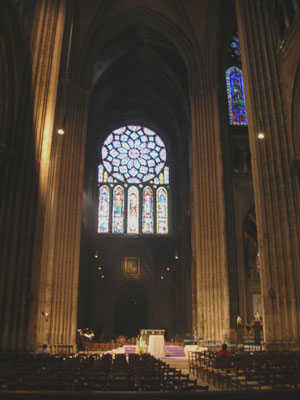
left=115, top=285, right=149, bottom=338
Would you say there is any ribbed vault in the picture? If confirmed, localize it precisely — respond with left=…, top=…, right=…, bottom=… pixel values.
left=85, top=21, right=190, bottom=172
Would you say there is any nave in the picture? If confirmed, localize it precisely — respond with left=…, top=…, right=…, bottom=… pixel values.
left=1, top=347, right=300, bottom=399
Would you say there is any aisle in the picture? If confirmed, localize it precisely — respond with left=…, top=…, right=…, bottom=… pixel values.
left=161, top=356, right=221, bottom=391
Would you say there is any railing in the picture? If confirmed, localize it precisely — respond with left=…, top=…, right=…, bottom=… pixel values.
left=50, top=344, right=74, bottom=354
left=84, top=342, right=116, bottom=352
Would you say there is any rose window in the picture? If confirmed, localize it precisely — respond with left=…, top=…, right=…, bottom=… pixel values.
left=101, top=126, right=166, bottom=184
left=97, top=125, right=169, bottom=235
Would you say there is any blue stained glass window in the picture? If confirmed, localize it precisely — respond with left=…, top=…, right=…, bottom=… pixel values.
left=229, top=34, right=241, bottom=59
left=226, top=66, right=247, bottom=125
left=98, top=186, right=110, bottom=233
left=142, top=186, right=153, bottom=233
left=112, top=186, right=124, bottom=233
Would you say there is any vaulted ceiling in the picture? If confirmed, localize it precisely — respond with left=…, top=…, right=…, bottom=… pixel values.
left=85, top=22, right=190, bottom=174
left=78, top=1, right=234, bottom=175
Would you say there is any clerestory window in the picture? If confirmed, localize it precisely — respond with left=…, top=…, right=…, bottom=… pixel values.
left=225, top=66, right=247, bottom=126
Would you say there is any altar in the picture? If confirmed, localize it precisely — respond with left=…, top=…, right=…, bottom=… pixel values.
left=140, top=329, right=165, bottom=346
left=140, top=329, right=165, bottom=359
left=148, top=334, right=165, bottom=358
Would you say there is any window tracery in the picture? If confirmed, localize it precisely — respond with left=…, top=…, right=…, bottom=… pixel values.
left=97, top=125, right=170, bottom=235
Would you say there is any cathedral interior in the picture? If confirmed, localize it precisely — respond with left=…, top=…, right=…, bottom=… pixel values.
left=0, top=0, right=300, bottom=359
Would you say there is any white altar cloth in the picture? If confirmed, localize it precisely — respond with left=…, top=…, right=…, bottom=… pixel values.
left=148, top=334, right=165, bottom=358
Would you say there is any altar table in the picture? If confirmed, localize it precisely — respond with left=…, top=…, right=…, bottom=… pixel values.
left=148, top=334, right=165, bottom=358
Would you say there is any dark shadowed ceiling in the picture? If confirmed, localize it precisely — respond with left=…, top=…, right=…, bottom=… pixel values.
left=85, top=23, right=190, bottom=175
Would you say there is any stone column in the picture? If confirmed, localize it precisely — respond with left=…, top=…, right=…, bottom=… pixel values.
left=235, top=0, right=300, bottom=348
left=27, top=0, right=89, bottom=351
left=28, top=76, right=89, bottom=351
left=190, top=255, right=198, bottom=336
left=48, top=79, right=89, bottom=350
left=190, top=87, right=230, bottom=343
left=25, top=0, right=66, bottom=351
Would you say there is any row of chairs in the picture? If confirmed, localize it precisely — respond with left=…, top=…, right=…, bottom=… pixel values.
left=188, top=350, right=300, bottom=390
left=0, top=352, right=209, bottom=391
left=127, top=353, right=208, bottom=391
left=0, top=353, right=112, bottom=391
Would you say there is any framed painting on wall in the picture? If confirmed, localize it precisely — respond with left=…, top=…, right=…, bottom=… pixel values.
left=125, top=257, right=140, bottom=276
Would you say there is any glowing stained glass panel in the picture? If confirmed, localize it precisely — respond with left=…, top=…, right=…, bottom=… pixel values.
left=127, top=186, right=139, bottom=234
left=142, top=186, right=153, bottom=233
left=164, top=167, right=169, bottom=184
left=98, top=164, right=104, bottom=183
left=229, top=34, right=241, bottom=59
left=159, top=173, right=164, bottom=184
left=98, top=186, right=110, bottom=233
left=112, top=186, right=124, bottom=233
left=226, top=66, right=247, bottom=125
left=256, top=251, right=261, bottom=278
left=101, top=125, right=166, bottom=183
left=156, top=187, right=168, bottom=234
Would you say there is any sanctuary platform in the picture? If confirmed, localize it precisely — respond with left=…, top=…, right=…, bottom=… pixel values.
left=111, top=344, right=186, bottom=358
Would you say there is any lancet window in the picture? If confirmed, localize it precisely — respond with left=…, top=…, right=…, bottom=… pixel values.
left=226, top=66, right=247, bottom=125
left=256, top=251, right=261, bottom=278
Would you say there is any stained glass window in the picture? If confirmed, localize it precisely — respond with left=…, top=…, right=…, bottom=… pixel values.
left=98, top=164, right=104, bottom=183
left=98, top=186, right=110, bottom=233
left=101, top=125, right=166, bottom=183
left=112, top=186, right=124, bottom=233
left=97, top=125, right=170, bottom=235
left=157, top=187, right=168, bottom=234
left=226, top=66, right=247, bottom=126
left=127, top=186, right=139, bottom=233
left=256, top=251, right=261, bottom=278
left=142, top=186, right=153, bottom=234
left=229, top=33, right=241, bottom=60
